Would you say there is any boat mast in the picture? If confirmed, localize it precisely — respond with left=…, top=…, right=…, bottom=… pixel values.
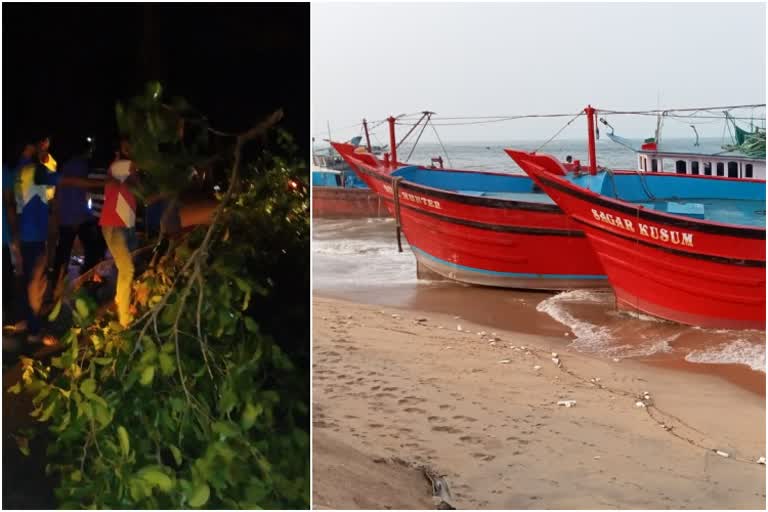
left=362, top=118, right=373, bottom=153
left=388, top=116, right=398, bottom=165
left=585, top=105, right=597, bottom=174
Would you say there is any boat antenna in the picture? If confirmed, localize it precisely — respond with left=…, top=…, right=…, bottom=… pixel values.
left=690, top=125, right=700, bottom=146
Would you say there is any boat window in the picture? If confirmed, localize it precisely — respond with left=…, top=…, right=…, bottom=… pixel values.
left=651, top=159, right=658, bottom=172
left=691, top=161, right=699, bottom=175
left=716, top=162, right=724, bottom=176
left=727, top=161, right=738, bottom=178
left=675, top=160, right=686, bottom=174
left=745, top=164, right=753, bottom=178
left=639, top=157, right=646, bottom=171
left=703, top=162, right=712, bottom=175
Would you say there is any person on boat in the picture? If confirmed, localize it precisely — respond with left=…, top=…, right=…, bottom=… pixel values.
left=100, top=136, right=140, bottom=328
left=563, top=155, right=579, bottom=173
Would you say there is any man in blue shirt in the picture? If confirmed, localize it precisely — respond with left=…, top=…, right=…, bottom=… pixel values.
left=49, top=137, right=104, bottom=293
left=16, top=141, right=101, bottom=343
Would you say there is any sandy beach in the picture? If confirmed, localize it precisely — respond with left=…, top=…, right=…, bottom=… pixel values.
left=312, top=296, right=766, bottom=509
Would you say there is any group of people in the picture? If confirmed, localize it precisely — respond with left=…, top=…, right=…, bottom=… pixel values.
left=3, top=135, right=181, bottom=348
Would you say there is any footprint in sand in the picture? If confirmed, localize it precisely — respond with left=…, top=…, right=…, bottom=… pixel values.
left=398, top=396, right=426, bottom=405
left=403, top=407, right=427, bottom=414
left=432, top=425, right=462, bottom=434
left=453, top=415, right=478, bottom=422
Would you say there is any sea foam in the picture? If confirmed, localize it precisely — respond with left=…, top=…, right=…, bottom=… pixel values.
left=685, top=340, right=766, bottom=373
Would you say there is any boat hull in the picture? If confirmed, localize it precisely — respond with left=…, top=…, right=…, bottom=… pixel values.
left=508, top=150, right=766, bottom=329
left=332, top=142, right=607, bottom=290
left=312, top=186, right=389, bottom=218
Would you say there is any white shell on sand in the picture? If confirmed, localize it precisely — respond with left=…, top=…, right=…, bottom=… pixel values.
left=635, top=401, right=646, bottom=408
left=557, top=400, right=576, bottom=408
left=757, top=456, right=766, bottom=465
left=715, top=450, right=729, bottom=458
left=498, top=359, right=511, bottom=364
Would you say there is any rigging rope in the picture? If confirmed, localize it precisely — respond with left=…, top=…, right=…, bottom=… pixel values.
left=429, top=120, right=453, bottom=168
left=533, top=112, right=584, bottom=153
left=405, top=116, right=431, bottom=162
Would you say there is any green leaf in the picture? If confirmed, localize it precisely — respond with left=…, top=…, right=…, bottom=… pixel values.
left=47, top=299, right=62, bottom=321
left=75, top=298, right=90, bottom=318
left=139, top=466, right=174, bottom=493
left=7, top=382, right=22, bottom=394
left=169, top=445, right=183, bottom=467
left=80, top=378, right=97, bottom=396
left=117, top=426, right=130, bottom=457
left=220, top=387, right=237, bottom=415
left=158, top=353, right=175, bottom=376
left=139, top=366, right=155, bottom=386
left=38, top=400, right=57, bottom=422
left=244, top=317, right=259, bottom=333
left=241, top=402, right=263, bottom=430
left=187, top=483, right=210, bottom=508
left=14, top=435, right=30, bottom=456
left=211, top=421, right=240, bottom=440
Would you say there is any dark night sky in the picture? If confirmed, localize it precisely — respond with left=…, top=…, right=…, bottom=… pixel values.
left=2, top=2, right=309, bottom=166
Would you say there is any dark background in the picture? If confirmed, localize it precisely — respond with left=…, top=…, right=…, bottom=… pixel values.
left=3, top=2, right=309, bottom=167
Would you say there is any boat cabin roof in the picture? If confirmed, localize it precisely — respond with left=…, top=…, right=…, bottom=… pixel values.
left=607, top=133, right=763, bottom=162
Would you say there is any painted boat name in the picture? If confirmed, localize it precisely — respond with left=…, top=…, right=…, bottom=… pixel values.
left=590, top=208, right=694, bottom=247
left=384, top=184, right=442, bottom=209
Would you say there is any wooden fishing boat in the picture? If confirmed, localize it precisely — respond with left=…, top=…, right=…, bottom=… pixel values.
left=331, top=119, right=607, bottom=290
left=507, top=107, right=766, bottom=329
left=602, top=113, right=766, bottom=179
left=312, top=167, right=387, bottom=218
left=312, top=139, right=388, bottom=218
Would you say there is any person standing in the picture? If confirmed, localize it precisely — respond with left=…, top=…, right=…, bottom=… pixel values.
left=15, top=141, right=99, bottom=343
left=49, top=137, right=103, bottom=292
left=100, top=137, right=139, bottom=327
left=145, top=194, right=182, bottom=265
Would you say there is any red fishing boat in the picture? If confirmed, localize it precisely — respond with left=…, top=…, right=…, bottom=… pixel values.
left=312, top=167, right=387, bottom=218
left=507, top=106, right=766, bottom=329
left=331, top=116, right=607, bottom=290
left=312, top=139, right=389, bottom=218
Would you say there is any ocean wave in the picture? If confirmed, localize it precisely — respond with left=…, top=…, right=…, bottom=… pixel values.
left=536, top=290, right=615, bottom=350
left=536, top=290, right=677, bottom=358
left=312, top=237, right=409, bottom=257
left=685, top=340, right=766, bottom=373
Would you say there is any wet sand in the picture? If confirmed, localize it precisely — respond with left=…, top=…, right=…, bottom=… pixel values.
left=313, top=297, right=766, bottom=509
left=313, top=218, right=765, bottom=396
left=319, top=283, right=765, bottom=397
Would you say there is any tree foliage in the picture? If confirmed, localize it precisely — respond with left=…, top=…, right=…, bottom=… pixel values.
left=9, top=84, right=309, bottom=509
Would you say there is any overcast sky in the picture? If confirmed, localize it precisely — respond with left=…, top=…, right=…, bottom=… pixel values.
left=312, top=2, right=765, bottom=143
